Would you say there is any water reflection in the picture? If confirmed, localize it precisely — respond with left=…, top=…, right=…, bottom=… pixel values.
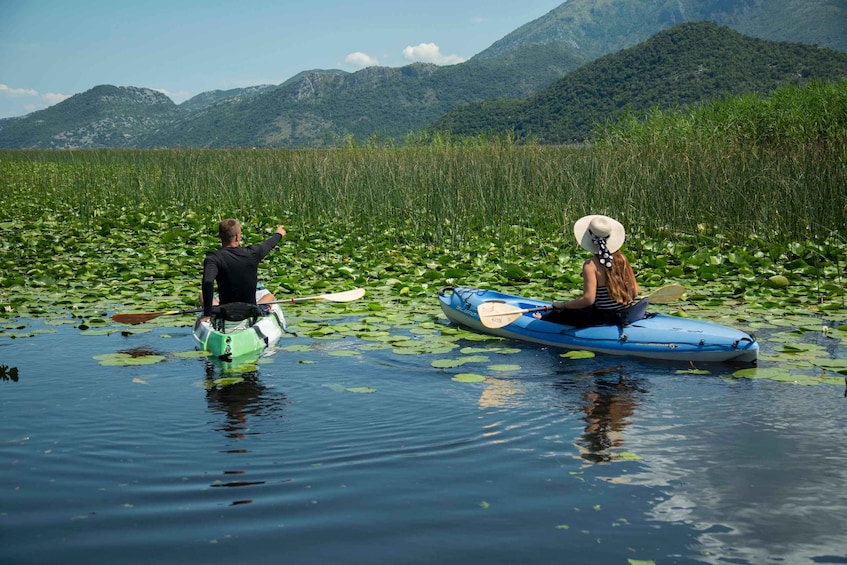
left=203, top=361, right=290, bottom=439
left=554, top=365, right=644, bottom=464
left=0, top=364, right=19, bottom=382
left=202, top=360, right=291, bottom=506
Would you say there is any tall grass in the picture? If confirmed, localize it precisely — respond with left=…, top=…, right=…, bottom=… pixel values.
left=596, top=79, right=847, bottom=242
left=2, top=81, right=844, bottom=247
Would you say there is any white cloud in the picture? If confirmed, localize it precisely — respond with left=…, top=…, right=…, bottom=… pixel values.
left=0, top=84, right=70, bottom=116
left=470, top=16, right=485, bottom=24
left=42, top=92, right=71, bottom=105
left=345, top=52, right=379, bottom=67
left=0, top=84, right=39, bottom=97
left=402, top=43, right=465, bottom=65
left=0, top=84, right=70, bottom=105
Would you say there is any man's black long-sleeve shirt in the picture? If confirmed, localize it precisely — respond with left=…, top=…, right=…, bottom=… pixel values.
left=202, top=233, right=282, bottom=316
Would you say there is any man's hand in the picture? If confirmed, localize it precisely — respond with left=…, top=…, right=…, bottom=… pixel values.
left=275, top=226, right=286, bottom=237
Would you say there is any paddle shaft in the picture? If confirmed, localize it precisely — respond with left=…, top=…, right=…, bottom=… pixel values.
left=477, top=284, right=685, bottom=329
left=112, top=288, right=365, bottom=324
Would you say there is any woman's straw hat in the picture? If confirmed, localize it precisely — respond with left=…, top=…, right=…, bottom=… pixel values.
left=573, top=215, right=626, bottom=254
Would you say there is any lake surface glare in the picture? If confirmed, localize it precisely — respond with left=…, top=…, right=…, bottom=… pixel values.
left=2, top=317, right=847, bottom=565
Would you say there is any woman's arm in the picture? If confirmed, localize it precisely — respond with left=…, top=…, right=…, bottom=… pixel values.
left=563, top=259, right=598, bottom=309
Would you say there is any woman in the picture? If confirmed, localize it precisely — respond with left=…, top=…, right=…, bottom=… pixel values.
left=537, top=214, right=640, bottom=327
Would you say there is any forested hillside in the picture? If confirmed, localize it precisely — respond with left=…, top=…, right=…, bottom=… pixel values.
left=432, top=22, right=847, bottom=143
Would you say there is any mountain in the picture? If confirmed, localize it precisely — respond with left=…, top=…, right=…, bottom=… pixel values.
left=1, top=0, right=845, bottom=149
left=0, top=86, right=177, bottom=148
left=0, top=43, right=585, bottom=149
left=178, top=84, right=277, bottom=113
left=432, top=22, right=847, bottom=143
left=475, top=0, right=847, bottom=61
left=137, top=43, right=585, bottom=148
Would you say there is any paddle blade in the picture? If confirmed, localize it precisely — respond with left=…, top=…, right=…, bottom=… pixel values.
left=321, top=288, right=366, bottom=302
left=477, top=302, right=527, bottom=329
left=287, top=288, right=366, bottom=304
left=111, top=311, right=171, bottom=325
left=647, top=284, right=685, bottom=304
left=111, top=308, right=200, bottom=325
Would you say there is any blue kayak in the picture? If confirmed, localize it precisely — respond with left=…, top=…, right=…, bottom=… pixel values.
left=438, top=287, right=758, bottom=364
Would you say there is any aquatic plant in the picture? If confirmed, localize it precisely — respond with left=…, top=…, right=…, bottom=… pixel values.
left=1, top=82, right=844, bottom=385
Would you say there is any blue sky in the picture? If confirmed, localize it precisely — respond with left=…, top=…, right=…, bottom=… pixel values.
left=0, top=0, right=563, bottom=119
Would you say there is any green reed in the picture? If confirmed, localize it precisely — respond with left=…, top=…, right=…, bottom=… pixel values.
left=1, top=82, right=844, bottom=249
left=596, top=79, right=847, bottom=243
left=1, top=141, right=843, bottom=247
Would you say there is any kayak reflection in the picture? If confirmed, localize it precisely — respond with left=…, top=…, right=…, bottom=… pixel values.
left=203, top=361, right=291, bottom=440
left=201, top=361, right=292, bottom=506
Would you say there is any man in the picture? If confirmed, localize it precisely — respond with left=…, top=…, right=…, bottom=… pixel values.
left=197, top=219, right=286, bottom=327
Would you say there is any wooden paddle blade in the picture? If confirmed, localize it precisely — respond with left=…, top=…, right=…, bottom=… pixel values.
left=320, top=288, right=366, bottom=302
left=647, top=284, right=686, bottom=304
left=111, top=308, right=201, bottom=325
left=111, top=311, right=175, bottom=325
left=477, top=302, right=530, bottom=329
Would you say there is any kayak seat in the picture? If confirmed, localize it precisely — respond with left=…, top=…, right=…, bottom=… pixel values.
left=615, top=296, right=649, bottom=326
left=211, top=302, right=265, bottom=332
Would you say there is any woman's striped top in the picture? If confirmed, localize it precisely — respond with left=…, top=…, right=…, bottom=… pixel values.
left=594, top=286, right=626, bottom=311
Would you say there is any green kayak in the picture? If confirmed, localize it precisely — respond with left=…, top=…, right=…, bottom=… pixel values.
left=193, top=303, right=287, bottom=361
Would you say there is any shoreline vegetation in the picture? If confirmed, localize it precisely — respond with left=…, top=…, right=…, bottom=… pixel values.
left=1, top=81, right=845, bottom=320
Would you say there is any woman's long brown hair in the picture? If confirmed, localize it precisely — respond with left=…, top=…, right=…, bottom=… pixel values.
left=605, top=251, right=639, bottom=304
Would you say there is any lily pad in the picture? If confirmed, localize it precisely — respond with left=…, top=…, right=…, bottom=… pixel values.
left=452, top=373, right=486, bottom=383
left=561, top=350, right=595, bottom=359
left=431, top=358, right=465, bottom=369
left=222, top=362, right=259, bottom=373
left=81, top=329, right=116, bottom=336
left=346, top=386, right=376, bottom=394
left=281, top=344, right=313, bottom=352
left=94, top=353, right=166, bottom=366
left=732, top=367, right=824, bottom=385
left=208, top=377, right=245, bottom=387
left=815, top=358, right=847, bottom=369
left=765, top=275, right=790, bottom=288
left=171, top=350, right=211, bottom=358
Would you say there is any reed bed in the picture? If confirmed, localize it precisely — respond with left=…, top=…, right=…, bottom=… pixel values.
left=2, top=142, right=843, bottom=246
left=2, top=81, right=844, bottom=249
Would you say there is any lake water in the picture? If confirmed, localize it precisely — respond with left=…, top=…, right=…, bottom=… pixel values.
left=2, top=313, right=847, bottom=565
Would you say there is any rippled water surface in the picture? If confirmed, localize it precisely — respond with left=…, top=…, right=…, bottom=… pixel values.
left=2, top=318, right=847, bottom=565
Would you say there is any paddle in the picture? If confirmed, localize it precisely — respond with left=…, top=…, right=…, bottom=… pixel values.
left=645, top=283, right=685, bottom=305
left=111, top=288, right=366, bottom=325
left=477, top=284, right=686, bottom=329
left=284, top=287, right=365, bottom=303
left=111, top=307, right=203, bottom=325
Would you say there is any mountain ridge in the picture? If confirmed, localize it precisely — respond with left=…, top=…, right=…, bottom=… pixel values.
left=434, top=22, right=847, bottom=143
left=475, top=0, right=847, bottom=60
left=1, top=0, right=845, bottom=149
